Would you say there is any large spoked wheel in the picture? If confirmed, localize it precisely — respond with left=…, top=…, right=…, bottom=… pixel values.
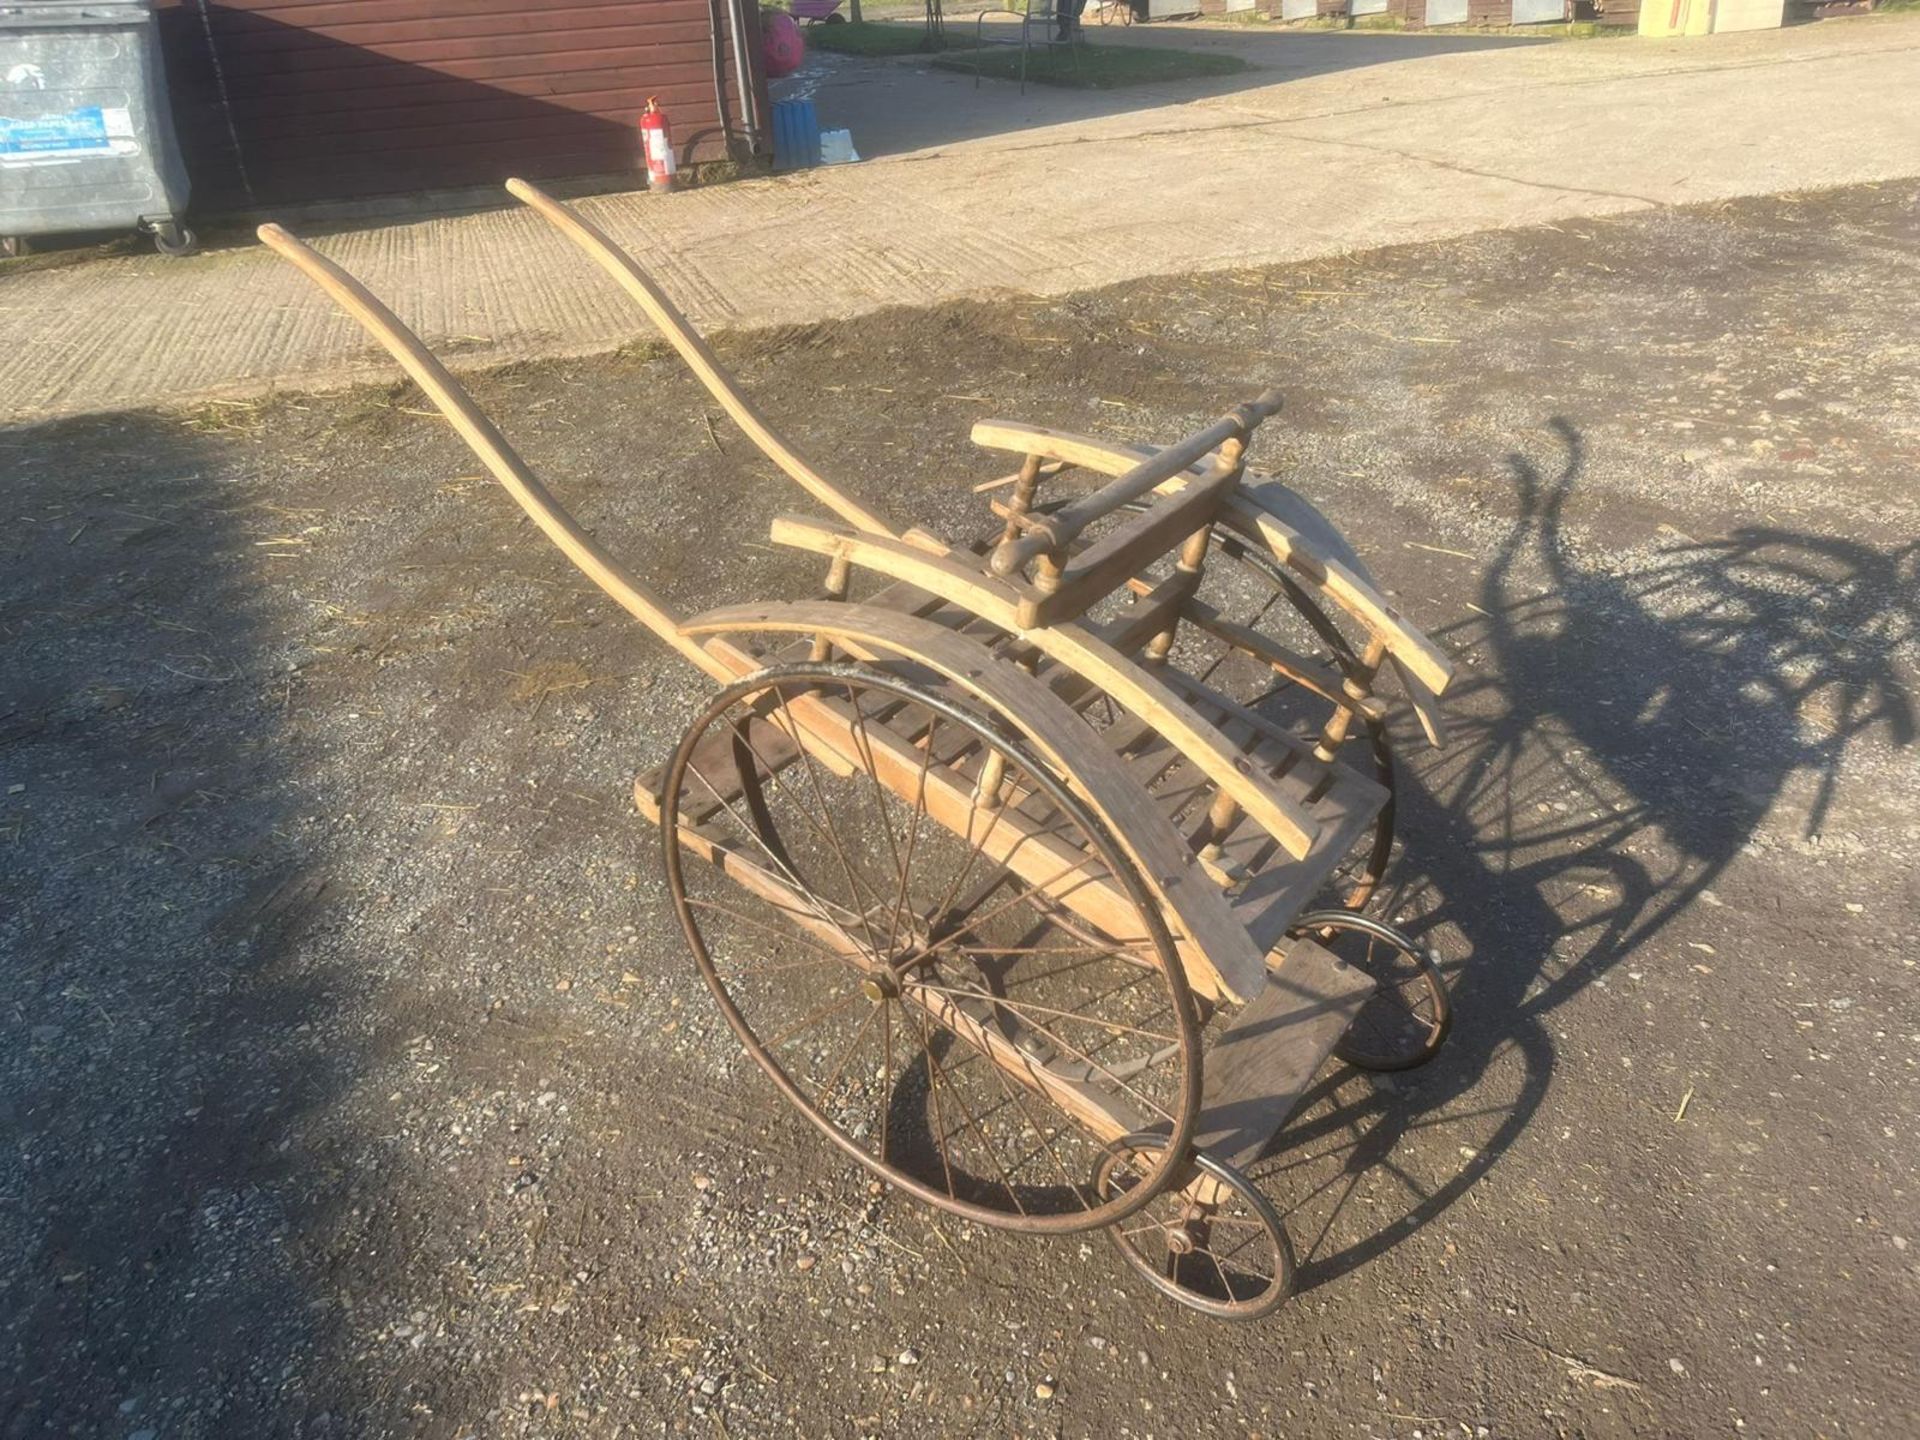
left=1093, top=1134, right=1294, bottom=1320
left=661, top=661, right=1204, bottom=1234
left=1292, top=910, right=1450, bottom=1072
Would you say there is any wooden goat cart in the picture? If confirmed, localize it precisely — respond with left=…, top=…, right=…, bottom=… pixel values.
left=261, top=181, right=1458, bottom=1320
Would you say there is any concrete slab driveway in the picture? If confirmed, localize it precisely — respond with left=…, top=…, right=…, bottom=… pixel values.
left=1, top=17, right=1918, bottom=426
left=3, top=181, right=1916, bottom=1439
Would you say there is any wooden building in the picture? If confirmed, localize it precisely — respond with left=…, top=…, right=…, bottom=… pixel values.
left=154, top=0, right=769, bottom=210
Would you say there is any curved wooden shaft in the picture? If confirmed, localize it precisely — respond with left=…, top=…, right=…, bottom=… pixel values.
left=676, top=600, right=1268, bottom=1002
left=505, top=178, right=896, bottom=539
left=256, top=223, right=733, bottom=683
left=766, top=516, right=1322, bottom=865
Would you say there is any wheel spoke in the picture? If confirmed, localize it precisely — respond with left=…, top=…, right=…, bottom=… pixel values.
left=1204, top=1241, right=1239, bottom=1303
left=893, top=847, right=1113, bottom=971
left=846, top=685, right=911, bottom=931
left=686, top=763, right=872, bottom=947
left=911, top=979, right=1177, bottom=1123
left=968, top=1011, right=1091, bottom=1204
left=879, top=1001, right=894, bottom=1165
left=765, top=986, right=863, bottom=1052
left=881, top=712, right=938, bottom=960
left=774, top=689, right=895, bottom=936
left=917, top=1010, right=1030, bottom=1217
left=897, top=996, right=960, bottom=1202
left=683, top=897, right=860, bottom=968
left=815, top=1001, right=884, bottom=1107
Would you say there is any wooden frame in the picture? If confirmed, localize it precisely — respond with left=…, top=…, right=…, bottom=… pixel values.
left=259, top=179, right=1461, bottom=1312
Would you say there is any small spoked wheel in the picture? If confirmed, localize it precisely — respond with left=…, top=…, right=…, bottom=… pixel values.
left=662, top=661, right=1203, bottom=1234
left=1291, top=910, right=1450, bottom=1072
left=1093, top=1134, right=1294, bottom=1320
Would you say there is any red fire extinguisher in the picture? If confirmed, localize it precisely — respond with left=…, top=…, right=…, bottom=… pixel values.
left=640, top=97, right=676, bottom=194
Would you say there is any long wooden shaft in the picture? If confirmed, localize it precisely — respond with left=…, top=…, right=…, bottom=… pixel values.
left=505, top=178, right=897, bottom=540
left=256, top=223, right=732, bottom=684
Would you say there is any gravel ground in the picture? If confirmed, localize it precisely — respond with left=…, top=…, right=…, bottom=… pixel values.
left=2, top=180, right=1916, bottom=1439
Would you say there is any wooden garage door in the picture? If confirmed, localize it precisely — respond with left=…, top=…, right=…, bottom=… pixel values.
left=156, top=0, right=760, bottom=209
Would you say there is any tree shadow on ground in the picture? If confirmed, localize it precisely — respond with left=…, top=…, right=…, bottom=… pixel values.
left=1253, top=416, right=1917, bottom=1290
left=0, top=415, right=362, bottom=1433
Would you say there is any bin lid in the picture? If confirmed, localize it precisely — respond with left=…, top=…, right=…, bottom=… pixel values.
left=0, top=0, right=153, bottom=27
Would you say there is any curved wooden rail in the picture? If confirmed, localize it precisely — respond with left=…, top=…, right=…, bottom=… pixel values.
left=256, top=222, right=734, bottom=684
left=504, top=178, right=896, bottom=539
left=676, top=600, right=1268, bottom=1002
left=766, top=516, right=1323, bottom=864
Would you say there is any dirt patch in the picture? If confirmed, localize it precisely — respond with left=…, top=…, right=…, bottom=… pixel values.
left=2, top=181, right=1916, bottom=1438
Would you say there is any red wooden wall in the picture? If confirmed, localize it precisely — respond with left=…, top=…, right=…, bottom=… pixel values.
left=155, top=0, right=765, bottom=210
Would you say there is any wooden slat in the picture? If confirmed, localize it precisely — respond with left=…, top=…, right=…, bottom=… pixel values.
left=1232, top=777, right=1383, bottom=953
left=1190, top=936, right=1374, bottom=1172
left=1093, top=690, right=1388, bottom=954
left=1173, top=595, right=1387, bottom=722
left=1022, top=472, right=1233, bottom=628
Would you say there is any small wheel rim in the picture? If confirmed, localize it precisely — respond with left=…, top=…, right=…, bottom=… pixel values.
left=1093, top=1134, right=1295, bottom=1320
left=662, top=662, right=1203, bottom=1235
left=1291, top=910, right=1451, bottom=1072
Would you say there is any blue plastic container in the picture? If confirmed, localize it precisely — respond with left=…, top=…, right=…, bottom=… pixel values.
left=771, top=97, right=821, bottom=172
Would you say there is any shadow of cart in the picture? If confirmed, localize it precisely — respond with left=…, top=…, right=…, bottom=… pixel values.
left=1252, top=416, right=1917, bottom=1292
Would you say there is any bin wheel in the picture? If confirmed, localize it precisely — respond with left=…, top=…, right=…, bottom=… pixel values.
left=153, top=223, right=199, bottom=258
left=1093, top=1134, right=1295, bottom=1320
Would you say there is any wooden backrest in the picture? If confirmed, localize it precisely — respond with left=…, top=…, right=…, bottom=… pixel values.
left=985, top=392, right=1282, bottom=630
left=970, top=419, right=1453, bottom=747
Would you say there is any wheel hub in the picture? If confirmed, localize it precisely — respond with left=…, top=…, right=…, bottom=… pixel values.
left=1165, top=1225, right=1197, bottom=1256
left=860, top=972, right=900, bottom=1003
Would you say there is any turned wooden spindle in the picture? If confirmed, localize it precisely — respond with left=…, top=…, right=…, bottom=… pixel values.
left=809, top=553, right=852, bottom=662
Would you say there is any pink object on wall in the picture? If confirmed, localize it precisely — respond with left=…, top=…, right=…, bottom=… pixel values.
left=762, top=11, right=806, bottom=78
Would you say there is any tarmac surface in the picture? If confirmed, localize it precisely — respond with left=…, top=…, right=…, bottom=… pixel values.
left=1, top=17, right=1919, bottom=424
left=2, top=181, right=1915, bottom=1437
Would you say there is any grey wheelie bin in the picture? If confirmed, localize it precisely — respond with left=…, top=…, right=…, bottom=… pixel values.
left=0, top=0, right=193, bottom=257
